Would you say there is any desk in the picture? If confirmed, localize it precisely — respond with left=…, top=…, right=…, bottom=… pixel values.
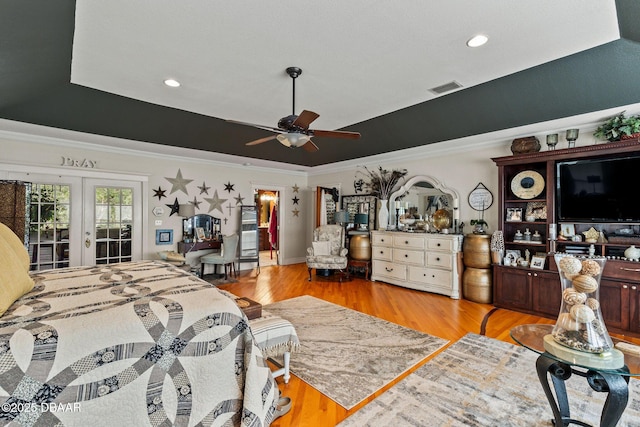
left=177, top=240, right=221, bottom=255
left=511, top=324, right=640, bottom=427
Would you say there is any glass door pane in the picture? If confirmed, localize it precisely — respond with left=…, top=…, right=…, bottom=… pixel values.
left=28, top=184, right=71, bottom=271
left=94, top=186, right=133, bottom=265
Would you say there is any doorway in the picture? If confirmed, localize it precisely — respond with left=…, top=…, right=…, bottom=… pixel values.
left=255, top=188, right=279, bottom=267
left=3, top=170, right=144, bottom=270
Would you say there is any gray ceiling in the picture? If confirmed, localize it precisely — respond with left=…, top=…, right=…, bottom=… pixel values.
left=1, top=1, right=640, bottom=167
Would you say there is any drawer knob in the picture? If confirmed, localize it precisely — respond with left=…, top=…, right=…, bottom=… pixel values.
left=437, top=243, right=441, bottom=247
left=405, top=240, right=409, bottom=244
left=405, top=254, right=408, bottom=258
left=380, top=251, right=384, bottom=254
left=436, top=257, right=440, bottom=261
left=623, top=285, right=628, bottom=289
left=385, top=267, right=394, bottom=272
left=633, top=286, right=637, bottom=290
left=432, top=275, right=435, bottom=278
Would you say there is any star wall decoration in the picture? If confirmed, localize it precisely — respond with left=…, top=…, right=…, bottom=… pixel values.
left=204, top=190, right=227, bottom=214
left=292, top=184, right=299, bottom=193
left=165, top=169, right=193, bottom=195
left=153, top=186, right=167, bottom=200
left=292, top=208, right=300, bottom=217
left=292, top=196, right=300, bottom=205
left=197, top=181, right=210, bottom=195
left=224, top=181, right=235, bottom=193
left=189, top=196, right=201, bottom=210
left=165, top=198, right=180, bottom=216
left=234, top=193, right=245, bottom=205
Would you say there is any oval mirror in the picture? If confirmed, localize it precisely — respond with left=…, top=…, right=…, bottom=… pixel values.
left=388, top=175, right=460, bottom=231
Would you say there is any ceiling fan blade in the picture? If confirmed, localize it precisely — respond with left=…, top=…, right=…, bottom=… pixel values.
left=246, top=135, right=277, bottom=146
left=227, top=119, right=282, bottom=133
left=292, top=110, right=320, bottom=129
left=302, top=140, right=319, bottom=152
left=311, top=129, right=361, bottom=140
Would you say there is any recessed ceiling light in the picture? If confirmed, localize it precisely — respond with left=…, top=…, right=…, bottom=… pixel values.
left=467, top=34, right=488, bottom=48
left=164, top=79, right=181, bottom=87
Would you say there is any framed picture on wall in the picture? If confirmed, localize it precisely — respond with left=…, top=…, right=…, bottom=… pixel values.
left=156, top=229, right=173, bottom=245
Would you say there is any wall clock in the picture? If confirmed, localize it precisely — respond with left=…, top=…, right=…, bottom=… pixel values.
left=468, top=183, right=494, bottom=211
left=510, top=170, right=545, bottom=199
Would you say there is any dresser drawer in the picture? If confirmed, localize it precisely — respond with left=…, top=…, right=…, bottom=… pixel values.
left=393, top=249, right=424, bottom=265
left=392, top=235, right=425, bottom=250
left=426, top=252, right=452, bottom=269
left=409, top=266, right=452, bottom=286
left=427, top=237, right=453, bottom=252
left=372, top=246, right=393, bottom=261
left=373, top=261, right=406, bottom=280
left=372, top=233, right=392, bottom=247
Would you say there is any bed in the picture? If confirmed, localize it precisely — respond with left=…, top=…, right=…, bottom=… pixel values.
left=0, top=259, right=278, bottom=426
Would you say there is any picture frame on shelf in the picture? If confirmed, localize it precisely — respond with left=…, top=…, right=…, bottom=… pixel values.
left=506, top=207, right=523, bottom=222
left=525, top=201, right=547, bottom=220
left=530, top=255, right=546, bottom=269
left=559, top=223, right=575, bottom=238
left=504, top=250, right=521, bottom=266
left=195, top=227, right=206, bottom=241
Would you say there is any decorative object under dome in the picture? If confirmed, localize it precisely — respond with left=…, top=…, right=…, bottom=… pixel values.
left=547, top=254, right=624, bottom=369
left=357, top=166, right=407, bottom=230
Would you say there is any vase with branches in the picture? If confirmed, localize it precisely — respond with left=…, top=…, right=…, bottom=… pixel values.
left=357, top=166, right=407, bottom=229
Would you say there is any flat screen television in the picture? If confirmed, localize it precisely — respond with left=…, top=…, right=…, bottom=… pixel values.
left=556, top=155, right=640, bottom=223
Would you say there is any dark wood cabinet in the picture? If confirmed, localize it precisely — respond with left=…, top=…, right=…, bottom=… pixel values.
left=492, top=139, right=640, bottom=336
left=494, top=266, right=559, bottom=317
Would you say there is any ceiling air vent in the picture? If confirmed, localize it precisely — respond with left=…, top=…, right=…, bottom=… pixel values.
left=429, top=81, right=463, bottom=95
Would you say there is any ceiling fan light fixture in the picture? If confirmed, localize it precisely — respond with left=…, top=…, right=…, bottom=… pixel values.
left=277, top=132, right=310, bottom=148
left=164, top=78, right=181, bottom=87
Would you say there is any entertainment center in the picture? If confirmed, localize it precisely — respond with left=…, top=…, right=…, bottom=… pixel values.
left=492, top=139, right=640, bottom=336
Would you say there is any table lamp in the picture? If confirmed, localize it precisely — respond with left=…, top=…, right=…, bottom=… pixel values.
left=355, top=213, right=369, bottom=231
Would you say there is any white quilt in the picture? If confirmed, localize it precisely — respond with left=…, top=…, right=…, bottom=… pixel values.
left=0, top=261, right=277, bottom=426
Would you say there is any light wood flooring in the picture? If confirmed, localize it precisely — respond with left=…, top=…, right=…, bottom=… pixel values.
left=219, top=263, right=640, bottom=427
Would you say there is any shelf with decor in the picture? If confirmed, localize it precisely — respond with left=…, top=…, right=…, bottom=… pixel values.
left=492, top=138, right=640, bottom=336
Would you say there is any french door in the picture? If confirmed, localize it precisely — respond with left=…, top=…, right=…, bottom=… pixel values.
left=4, top=171, right=143, bottom=270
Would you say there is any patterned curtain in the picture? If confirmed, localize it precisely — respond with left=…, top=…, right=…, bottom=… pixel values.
left=0, top=180, right=31, bottom=246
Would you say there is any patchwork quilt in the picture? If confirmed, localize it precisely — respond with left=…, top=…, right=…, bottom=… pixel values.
left=0, top=261, right=277, bottom=426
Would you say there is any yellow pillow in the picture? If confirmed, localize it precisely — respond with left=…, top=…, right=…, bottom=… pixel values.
left=0, top=221, right=30, bottom=272
left=0, top=235, right=35, bottom=316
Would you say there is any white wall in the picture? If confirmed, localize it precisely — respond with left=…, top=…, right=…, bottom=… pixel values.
left=0, top=133, right=308, bottom=268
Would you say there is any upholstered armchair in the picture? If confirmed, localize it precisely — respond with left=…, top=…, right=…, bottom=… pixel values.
left=306, top=224, right=348, bottom=281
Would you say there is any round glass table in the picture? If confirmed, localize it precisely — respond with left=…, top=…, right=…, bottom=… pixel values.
left=511, top=324, right=640, bottom=427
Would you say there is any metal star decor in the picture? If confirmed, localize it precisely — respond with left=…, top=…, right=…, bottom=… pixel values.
left=234, top=193, right=245, bottom=205
left=292, top=184, right=299, bottom=193
left=292, top=208, right=300, bottom=217
left=224, top=181, right=235, bottom=193
left=165, top=169, right=193, bottom=195
left=203, top=190, right=227, bottom=214
left=197, top=181, right=210, bottom=195
left=165, top=198, right=180, bottom=216
left=153, top=186, right=167, bottom=200
left=189, top=196, right=201, bottom=210
left=292, top=196, right=300, bottom=205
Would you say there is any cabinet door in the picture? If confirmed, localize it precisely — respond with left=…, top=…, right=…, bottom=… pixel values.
left=631, top=285, right=640, bottom=333
left=493, top=267, right=531, bottom=311
left=531, top=271, right=561, bottom=318
left=600, top=278, right=631, bottom=332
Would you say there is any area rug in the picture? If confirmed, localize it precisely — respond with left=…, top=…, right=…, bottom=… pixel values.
left=201, top=274, right=238, bottom=286
left=338, top=333, right=640, bottom=426
left=262, top=295, right=448, bottom=409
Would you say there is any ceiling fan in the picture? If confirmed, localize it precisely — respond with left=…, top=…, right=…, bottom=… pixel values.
left=227, top=67, right=361, bottom=152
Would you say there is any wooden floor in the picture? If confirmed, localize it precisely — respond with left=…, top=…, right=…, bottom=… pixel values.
left=220, top=263, right=640, bottom=427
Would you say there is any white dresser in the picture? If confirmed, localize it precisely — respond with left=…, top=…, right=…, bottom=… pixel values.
left=370, top=231, right=463, bottom=299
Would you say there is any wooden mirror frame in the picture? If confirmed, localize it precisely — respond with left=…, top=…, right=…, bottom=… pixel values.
left=388, top=175, right=460, bottom=229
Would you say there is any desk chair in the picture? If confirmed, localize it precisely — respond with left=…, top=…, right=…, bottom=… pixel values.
left=200, top=233, right=239, bottom=279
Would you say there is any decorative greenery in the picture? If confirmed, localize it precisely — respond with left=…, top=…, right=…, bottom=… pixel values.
left=357, top=166, right=407, bottom=200
left=593, top=111, right=640, bottom=141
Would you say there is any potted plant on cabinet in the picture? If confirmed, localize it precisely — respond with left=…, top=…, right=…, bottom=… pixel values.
left=593, top=111, right=640, bottom=142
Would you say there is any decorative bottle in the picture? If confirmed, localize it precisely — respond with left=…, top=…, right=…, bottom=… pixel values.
left=548, top=254, right=623, bottom=369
